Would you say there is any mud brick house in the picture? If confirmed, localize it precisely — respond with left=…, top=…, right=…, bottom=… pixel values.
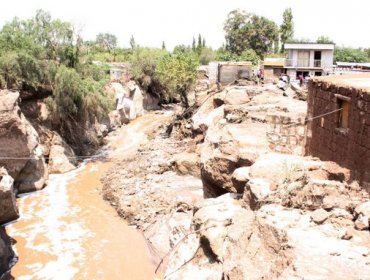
left=306, top=75, right=370, bottom=188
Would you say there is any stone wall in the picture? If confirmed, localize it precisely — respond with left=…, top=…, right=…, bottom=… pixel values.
left=266, top=114, right=306, bottom=155
left=306, top=78, right=370, bottom=188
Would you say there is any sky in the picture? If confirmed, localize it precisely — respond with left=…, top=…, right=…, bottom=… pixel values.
left=0, top=0, right=369, bottom=50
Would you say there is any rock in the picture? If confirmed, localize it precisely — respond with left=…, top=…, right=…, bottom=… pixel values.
left=311, top=208, right=330, bottom=224
left=0, top=227, right=15, bottom=280
left=249, top=153, right=306, bottom=185
left=192, top=105, right=225, bottom=133
left=247, top=178, right=271, bottom=206
left=128, top=82, right=144, bottom=117
left=354, top=201, right=370, bottom=217
left=354, top=201, right=370, bottom=231
left=224, top=88, right=250, bottom=105
left=172, top=152, right=200, bottom=177
left=341, top=228, right=354, bottom=240
left=0, top=168, right=18, bottom=225
left=0, top=90, right=48, bottom=193
left=231, top=167, right=250, bottom=191
left=48, top=134, right=77, bottom=174
left=166, top=194, right=292, bottom=280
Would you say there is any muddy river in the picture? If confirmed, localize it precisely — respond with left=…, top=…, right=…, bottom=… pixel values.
left=7, top=113, right=169, bottom=280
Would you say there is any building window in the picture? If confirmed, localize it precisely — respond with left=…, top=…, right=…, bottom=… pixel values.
left=338, top=99, right=350, bottom=129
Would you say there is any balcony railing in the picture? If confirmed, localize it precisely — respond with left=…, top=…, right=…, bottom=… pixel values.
left=314, top=60, right=321, bottom=67
left=285, top=59, right=322, bottom=68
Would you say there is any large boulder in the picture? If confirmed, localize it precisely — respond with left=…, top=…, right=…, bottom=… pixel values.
left=0, top=227, right=15, bottom=280
left=0, top=90, right=47, bottom=193
left=0, top=168, right=18, bottom=225
left=48, top=133, right=77, bottom=174
left=165, top=194, right=291, bottom=280
left=224, top=87, right=250, bottom=105
left=200, top=123, right=270, bottom=197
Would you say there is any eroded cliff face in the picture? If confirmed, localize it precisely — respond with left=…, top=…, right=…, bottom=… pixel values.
left=0, top=90, right=48, bottom=193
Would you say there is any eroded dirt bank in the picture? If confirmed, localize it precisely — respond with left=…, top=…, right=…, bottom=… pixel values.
left=7, top=111, right=172, bottom=280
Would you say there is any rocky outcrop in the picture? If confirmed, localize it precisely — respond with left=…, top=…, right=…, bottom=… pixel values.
left=165, top=194, right=292, bottom=280
left=0, top=227, right=15, bottom=280
left=0, top=168, right=18, bottom=225
left=0, top=90, right=47, bottom=193
left=48, top=133, right=77, bottom=174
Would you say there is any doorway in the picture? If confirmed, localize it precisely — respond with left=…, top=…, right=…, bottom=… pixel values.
left=314, top=51, right=322, bottom=67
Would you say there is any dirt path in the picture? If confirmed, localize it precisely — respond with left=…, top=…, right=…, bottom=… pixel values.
left=7, top=112, right=171, bottom=280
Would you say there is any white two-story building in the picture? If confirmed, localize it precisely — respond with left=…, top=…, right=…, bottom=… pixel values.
left=284, top=43, right=335, bottom=79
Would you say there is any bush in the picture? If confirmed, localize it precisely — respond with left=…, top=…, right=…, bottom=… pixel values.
left=46, top=65, right=113, bottom=123
left=0, top=51, right=43, bottom=89
left=128, top=48, right=168, bottom=98
left=155, top=53, right=198, bottom=107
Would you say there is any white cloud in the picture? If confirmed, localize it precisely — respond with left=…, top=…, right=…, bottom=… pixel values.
left=0, top=0, right=369, bottom=50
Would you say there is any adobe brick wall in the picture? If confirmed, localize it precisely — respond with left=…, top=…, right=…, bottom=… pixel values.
left=306, top=79, right=370, bottom=188
left=266, top=113, right=306, bottom=155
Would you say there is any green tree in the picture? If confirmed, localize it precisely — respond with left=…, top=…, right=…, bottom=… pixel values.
left=334, top=47, right=368, bottom=63
left=280, top=8, right=294, bottom=51
left=156, top=53, right=198, bottom=108
left=0, top=51, right=43, bottom=89
left=162, top=41, right=166, bottom=50
left=130, top=35, right=137, bottom=49
left=316, top=36, right=334, bottom=44
left=192, top=37, right=196, bottom=51
left=96, top=33, right=117, bottom=52
left=199, top=47, right=216, bottom=65
left=224, top=9, right=279, bottom=58
left=239, top=49, right=260, bottom=65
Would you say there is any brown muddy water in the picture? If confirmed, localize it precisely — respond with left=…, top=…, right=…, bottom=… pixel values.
left=7, top=113, right=170, bottom=280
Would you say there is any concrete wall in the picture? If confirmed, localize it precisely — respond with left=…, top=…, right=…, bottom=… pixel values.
left=321, top=50, right=334, bottom=69
left=306, top=79, right=370, bottom=189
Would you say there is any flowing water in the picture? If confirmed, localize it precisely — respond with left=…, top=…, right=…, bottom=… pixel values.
left=7, top=113, right=169, bottom=280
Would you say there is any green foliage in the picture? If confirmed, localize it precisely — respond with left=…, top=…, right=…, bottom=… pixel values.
left=316, top=36, right=334, bottom=44
left=215, top=48, right=260, bottom=65
left=280, top=8, right=294, bottom=51
left=239, top=49, right=260, bottom=65
left=46, top=65, right=112, bottom=123
left=130, top=35, right=137, bottom=49
left=96, top=33, right=117, bottom=52
left=0, top=51, right=43, bottom=89
left=47, top=65, right=84, bottom=120
left=198, top=47, right=216, bottom=65
left=286, top=38, right=312, bottom=44
left=334, top=47, right=368, bottom=63
left=128, top=47, right=168, bottom=97
left=224, top=9, right=279, bottom=58
left=156, top=53, right=198, bottom=107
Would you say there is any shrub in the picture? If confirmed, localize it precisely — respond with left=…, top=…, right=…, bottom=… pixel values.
left=155, top=53, right=198, bottom=107
left=0, top=51, right=43, bottom=89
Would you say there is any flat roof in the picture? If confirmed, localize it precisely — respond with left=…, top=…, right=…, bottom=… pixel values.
left=263, top=58, right=285, bottom=67
left=285, top=43, right=335, bottom=50
left=312, top=74, right=370, bottom=91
